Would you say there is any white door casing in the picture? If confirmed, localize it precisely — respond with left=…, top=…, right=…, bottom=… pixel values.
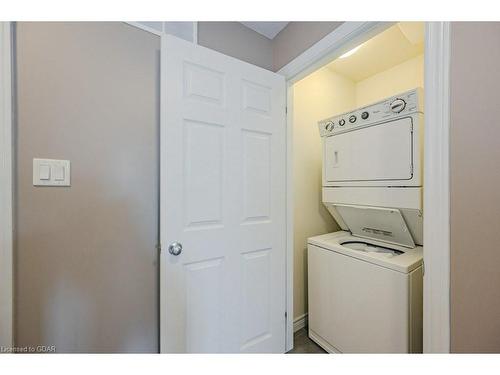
left=0, top=21, right=13, bottom=349
left=422, top=21, right=451, bottom=353
left=160, top=35, right=287, bottom=353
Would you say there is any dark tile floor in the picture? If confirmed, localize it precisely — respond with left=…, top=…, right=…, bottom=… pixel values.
left=287, top=328, right=327, bottom=354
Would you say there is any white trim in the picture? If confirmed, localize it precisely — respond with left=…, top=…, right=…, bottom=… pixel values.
left=0, top=21, right=13, bottom=349
left=285, top=82, right=294, bottom=352
left=192, top=22, right=198, bottom=45
left=309, top=330, right=341, bottom=353
left=422, top=21, right=451, bottom=353
left=159, top=33, right=167, bottom=353
left=126, top=21, right=164, bottom=37
left=126, top=22, right=199, bottom=44
left=278, top=22, right=393, bottom=84
left=293, top=313, right=308, bottom=333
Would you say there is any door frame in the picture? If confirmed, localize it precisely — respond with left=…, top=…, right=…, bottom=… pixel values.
left=278, top=21, right=451, bottom=353
left=0, top=21, right=13, bottom=348
left=421, top=22, right=451, bottom=353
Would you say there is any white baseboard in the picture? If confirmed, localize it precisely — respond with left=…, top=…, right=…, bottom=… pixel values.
left=309, top=329, right=340, bottom=353
left=293, top=313, right=308, bottom=332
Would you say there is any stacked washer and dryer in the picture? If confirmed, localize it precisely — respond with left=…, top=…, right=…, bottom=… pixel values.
left=308, top=88, right=424, bottom=353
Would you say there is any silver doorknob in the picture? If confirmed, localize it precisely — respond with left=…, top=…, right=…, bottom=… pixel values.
left=168, top=242, right=183, bottom=256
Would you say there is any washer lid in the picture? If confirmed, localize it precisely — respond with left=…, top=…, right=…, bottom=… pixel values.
left=334, top=204, right=416, bottom=248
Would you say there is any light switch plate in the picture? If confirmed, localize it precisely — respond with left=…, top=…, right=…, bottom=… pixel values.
left=39, top=163, right=51, bottom=180
left=33, top=158, right=71, bottom=187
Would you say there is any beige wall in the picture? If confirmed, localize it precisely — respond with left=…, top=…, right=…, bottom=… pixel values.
left=292, top=68, right=354, bottom=320
left=450, top=22, right=500, bottom=353
left=14, top=22, right=160, bottom=353
left=197, top=22, right=343, bottom=72
left=197, top=22, right=273, bottom=70
left=355, top=54, right=424, bottom=107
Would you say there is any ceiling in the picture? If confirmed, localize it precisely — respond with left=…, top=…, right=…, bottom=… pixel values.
left=327, top=22, right=425, bottom=82
left=240, top=22, right=289, bottom=39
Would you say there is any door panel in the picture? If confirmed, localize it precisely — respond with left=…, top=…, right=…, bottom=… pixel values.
left=242, top=130, right=271, bottom=223
left=185, top=257, right=225, bottom=353
left=183, top=62, right=225, bottom=106
left=161, top=35, right=286, bottom=353
left=240, top=248, right=272, bottom=351
left=324, top=117, right=413, bottom=183
left=183, top=119, right=224, bottom=229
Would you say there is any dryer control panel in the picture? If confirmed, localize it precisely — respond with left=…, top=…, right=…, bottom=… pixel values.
left=318, top=88, right=423, bottom=137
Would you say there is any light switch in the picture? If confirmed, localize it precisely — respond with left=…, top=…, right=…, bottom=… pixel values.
left=53, top=165, right=65, bottom=181
left=33, top=158, right=71, bottom=187
left=39, top=164, right=51, bottom=180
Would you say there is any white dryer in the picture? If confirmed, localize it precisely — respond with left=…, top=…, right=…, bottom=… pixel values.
left=308, top=88, right=424, bottom=353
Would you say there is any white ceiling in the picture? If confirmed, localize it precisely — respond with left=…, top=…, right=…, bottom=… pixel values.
left=328, top=22, right=425, bottom=82
left=240, top=22, right=289, bottom=39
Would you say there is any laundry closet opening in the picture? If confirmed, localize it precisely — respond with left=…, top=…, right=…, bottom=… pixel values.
left=290, top=22, right=425, bottom=353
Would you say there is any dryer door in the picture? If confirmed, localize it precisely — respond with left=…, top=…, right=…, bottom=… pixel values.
left=324, top=117, right=413, bottom=184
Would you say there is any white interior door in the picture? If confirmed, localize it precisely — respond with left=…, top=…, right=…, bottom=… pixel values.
left=160, top=35, right=287, bottom=353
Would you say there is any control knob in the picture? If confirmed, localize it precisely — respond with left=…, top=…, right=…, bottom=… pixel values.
left=339, top=119, right=346, bottom=126
left=349, top=115, right=357, bottom=123
left=361, top=111, right=369, bottom=120
left=325, top=121, right=334, bottom=131
left=390, top=98, right=406, bottom=113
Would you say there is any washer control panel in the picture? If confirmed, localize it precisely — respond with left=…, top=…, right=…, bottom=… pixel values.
left=318, top=88, right=422, bottom=137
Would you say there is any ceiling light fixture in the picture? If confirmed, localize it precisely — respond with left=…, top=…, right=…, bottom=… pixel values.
left=339, top=45, right=362, bottom=59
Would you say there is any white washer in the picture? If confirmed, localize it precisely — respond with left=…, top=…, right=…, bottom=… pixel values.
left=308, top=88, right=424, bottom=353
left=307, top=231, right=423, bottom=353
